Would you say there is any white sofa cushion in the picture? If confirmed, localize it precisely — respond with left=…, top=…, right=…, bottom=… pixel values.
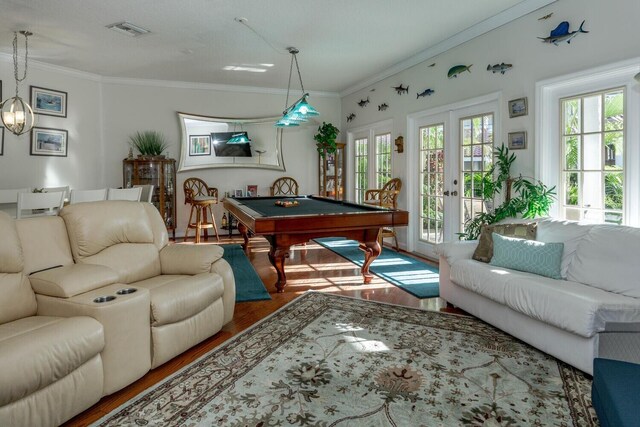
left=536, top=218, right=592, bottom=278
left=450, top=259, right=640, bottom=337
left=567, top=224, right=640, bottom=298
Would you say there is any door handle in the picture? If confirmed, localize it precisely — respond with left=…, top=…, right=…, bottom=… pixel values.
left=451, top=190, right=458, bottom=196
left=443, top=190, right=450, bottom=196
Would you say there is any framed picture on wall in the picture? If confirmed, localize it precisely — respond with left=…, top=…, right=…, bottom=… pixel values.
left=507, top=131, right=527, bottom=150
left=508, top=97, right=528, bottom=118
left=30, top=127, right=68, bottom=157
left=246, top=184, right=258, bottom=197
left=234, top=189, right=244, bottom=197
left=0, top=127, right=4, bottom=156
left=30, top=86, right=68, bottom=118
left=188, top=135, right=211, bottom=156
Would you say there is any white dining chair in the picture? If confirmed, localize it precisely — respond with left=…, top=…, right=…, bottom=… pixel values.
left=0, top=188, right=32, bottom=218
left=69, top=188, right=108, bottom=204
left=43, top=186, right=70, bottom=202
left=107, top=187, right=143, bottom=201
left=17, top=191, right=65, bottom=219
left=133, top=184, right=154, bottom=203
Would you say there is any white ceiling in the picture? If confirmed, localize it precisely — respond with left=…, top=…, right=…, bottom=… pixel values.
left=0, top=0, right=551, bottom=94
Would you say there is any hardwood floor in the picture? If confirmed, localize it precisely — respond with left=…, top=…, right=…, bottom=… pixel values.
left=64, top=236, right=453, bottom=426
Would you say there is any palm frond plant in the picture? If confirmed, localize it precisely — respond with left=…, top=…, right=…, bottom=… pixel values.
left=129, top=131, right=169, bottom=157
left=459, top=143, right=556, bottom=240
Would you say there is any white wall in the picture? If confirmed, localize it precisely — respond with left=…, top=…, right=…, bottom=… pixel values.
left=0, top=61, right=104, bottom=190
left=341, top=0, right=640, bottom=213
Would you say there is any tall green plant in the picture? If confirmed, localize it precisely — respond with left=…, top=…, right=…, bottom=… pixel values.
left=314, top=122, right=339, bottom=157
left=129, top=131, right=169, bottom=156
left=459, top=144, right=556, bottom=240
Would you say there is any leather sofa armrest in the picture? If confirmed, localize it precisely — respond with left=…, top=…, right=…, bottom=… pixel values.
left=434, top=240, right=478, bottom=265
left=29, top=264, right=119, bottom=298
left=160, top=244, right=224, bottom=275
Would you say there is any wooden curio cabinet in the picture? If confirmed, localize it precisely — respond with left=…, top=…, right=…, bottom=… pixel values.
left=123, top=158, right=177, bottom=239
left=319, top=143, right=345, bottom=200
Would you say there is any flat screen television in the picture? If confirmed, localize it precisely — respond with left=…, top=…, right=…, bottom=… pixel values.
left=211, top=132, right=252, bottom=157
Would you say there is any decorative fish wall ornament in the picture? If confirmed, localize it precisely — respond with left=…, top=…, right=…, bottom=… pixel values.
left=357, top=97, right=370, bottom=107
left=417, top=88, right=435, bottom=98
left=538, top=20, right=588, bottom=45
left=347, top=113, right=356, bottom=122
left=378, top=103, right=389, bottom=111
left=487, top=63, right=513, bottom=74
left=448, top=64, right=472, bottom=78
left=392, top=84, right=409, bottom=95
left=538, top=13, right=553, bottom=20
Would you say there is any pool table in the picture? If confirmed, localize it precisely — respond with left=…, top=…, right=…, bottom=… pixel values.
left=223, top=195, right=409, bottom=292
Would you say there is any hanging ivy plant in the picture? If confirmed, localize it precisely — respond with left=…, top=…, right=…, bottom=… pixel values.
left=314, top=122, right=339, bottom=157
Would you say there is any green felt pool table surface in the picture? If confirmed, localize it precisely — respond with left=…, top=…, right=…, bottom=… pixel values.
left=232, top=195, right=384, bottom=217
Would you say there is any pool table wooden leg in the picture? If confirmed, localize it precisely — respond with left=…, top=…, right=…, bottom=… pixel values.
left=359, top=230, right=382, bottom=284
left=237, top=222, right=250, bottom=250
left=268, top=245, right=291, bottom=293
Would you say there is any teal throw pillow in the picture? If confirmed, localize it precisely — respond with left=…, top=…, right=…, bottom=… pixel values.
left=489, top=233, right=564, bottom=279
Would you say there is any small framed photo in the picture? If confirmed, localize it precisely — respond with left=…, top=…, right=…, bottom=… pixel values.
left=507, top=131, right=527, bottom=150
left=30, top=86, right=68, bottom=118
left=189, top=135, right=210, bottom=156
left=246, top=184, right=258, bottom=197
left=31, top=127, right=68, bottom=157
left=234, top=189, right=244, bottom=197
left=0, top=126, right=4, bottom=156
left=508, top=97, right=528, bottom=118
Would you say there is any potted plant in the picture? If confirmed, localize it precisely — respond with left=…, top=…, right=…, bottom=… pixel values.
left=314, top=122, right=339, bottom=157
left=459, top=144, right=556, bottom=240
left=129, top=131, right=169, bottom=159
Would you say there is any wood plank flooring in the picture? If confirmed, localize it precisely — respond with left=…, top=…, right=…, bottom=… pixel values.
left=63, top=236, right=453, bottom=426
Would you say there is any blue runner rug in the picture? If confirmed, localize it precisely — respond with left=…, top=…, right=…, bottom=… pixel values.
left=222, top=244, right=271, bottom=302
left=314, top=238, right=439, bottom=298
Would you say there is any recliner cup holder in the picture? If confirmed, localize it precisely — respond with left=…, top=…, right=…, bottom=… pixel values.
left=93, top=296, right=116, bottom=303
left=116, top=288, right=137, bottom=295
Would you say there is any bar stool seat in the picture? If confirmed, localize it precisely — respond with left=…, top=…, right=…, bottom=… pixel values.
left=183, top=178, right=220, bottom=243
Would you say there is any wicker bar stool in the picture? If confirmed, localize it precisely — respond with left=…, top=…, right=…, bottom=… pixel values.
left=363, top=178, right=402, bottom=251
left=183, top=178, right=220, bottom=243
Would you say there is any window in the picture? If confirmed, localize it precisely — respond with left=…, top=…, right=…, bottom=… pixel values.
left=419, top=124, right=444, bottom=243
left=561, top=88, right=624, bottom=224
left=460, top=113, right=494, bottom=232
left=354, top=137, right=368, bottom=203
left=375, top=133, right=392, bottom=188
left=348, top=120, right=393, bottom=203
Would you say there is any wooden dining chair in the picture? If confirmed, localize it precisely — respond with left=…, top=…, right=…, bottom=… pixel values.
left=270, top=177, right=299, bottom=196
left=107, top=187, right=143, bottom=201
left=17, top=191, right=65, bottom=219
left=183, top=177, right=219, bottom=243
left=363, top=178, right=402, bottom=251
left=69, top=188, right=108, bottom=204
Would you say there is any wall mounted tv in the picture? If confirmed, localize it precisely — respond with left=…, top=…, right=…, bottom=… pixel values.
left=211, top=132, right=252, bottom=157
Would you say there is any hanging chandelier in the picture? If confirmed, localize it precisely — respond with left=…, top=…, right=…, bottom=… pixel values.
left=274, top=47, right=319, bottom=127
left=1, top=31, right=35, bottom=136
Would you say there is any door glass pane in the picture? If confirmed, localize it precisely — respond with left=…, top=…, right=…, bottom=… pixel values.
left=564, top=136, right=580, bottom=170
left=604, top=131, right=623, bottom=170
left=583, top=134, right=601, bottom=170
left=583, top=94, right=602, bottom=133
left=563, top=98, right=581, bottom=134
left=604, top=91, right=624, bottom=131
left=583, top=172, right=602, bottom=209
left=420, top=124, right=445, bottom=244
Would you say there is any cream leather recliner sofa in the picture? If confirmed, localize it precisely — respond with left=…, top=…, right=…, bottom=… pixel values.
left=1, top=201, right=235, bottom=426
left=0, top=212, right=105, bottom=427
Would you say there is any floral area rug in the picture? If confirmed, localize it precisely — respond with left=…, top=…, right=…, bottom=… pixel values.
left=94, top=292, right=597, bottom=426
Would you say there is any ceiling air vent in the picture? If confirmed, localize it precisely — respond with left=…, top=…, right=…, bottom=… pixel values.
left=106, top=21, right=150, bottom=37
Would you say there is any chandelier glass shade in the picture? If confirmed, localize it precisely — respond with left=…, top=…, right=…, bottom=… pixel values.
left=274, top=47, right=319, bottom=127
left=1, top=31, right=35, bottom=136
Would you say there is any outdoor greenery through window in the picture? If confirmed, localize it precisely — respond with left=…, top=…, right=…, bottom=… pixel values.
left=461, top=113, right=494, bottom=232
left=420, top=124, right=444, bottom=244
left=561, top=88, right=624, bottom=224
left=354, top=137, right=368, bottom=203
left=375, top=133, right=392, bottom=188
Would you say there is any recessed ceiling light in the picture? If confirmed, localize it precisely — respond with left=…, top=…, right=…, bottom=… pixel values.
left=106, top=21, right=151, bottom=37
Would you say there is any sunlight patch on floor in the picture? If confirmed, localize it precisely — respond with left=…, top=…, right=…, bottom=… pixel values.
left=343, top=335, right=389, bottom=352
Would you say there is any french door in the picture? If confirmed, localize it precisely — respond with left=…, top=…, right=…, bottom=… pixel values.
left=411, top=98, right=498, bottom=258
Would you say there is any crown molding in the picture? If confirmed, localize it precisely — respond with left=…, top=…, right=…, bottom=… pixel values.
left=0, top=52, right=339, bottom=98
left=339, top=0, right=557, bottom=97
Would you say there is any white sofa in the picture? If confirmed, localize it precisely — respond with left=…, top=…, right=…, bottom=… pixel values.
left=436, top=218, right=640, bottom=375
